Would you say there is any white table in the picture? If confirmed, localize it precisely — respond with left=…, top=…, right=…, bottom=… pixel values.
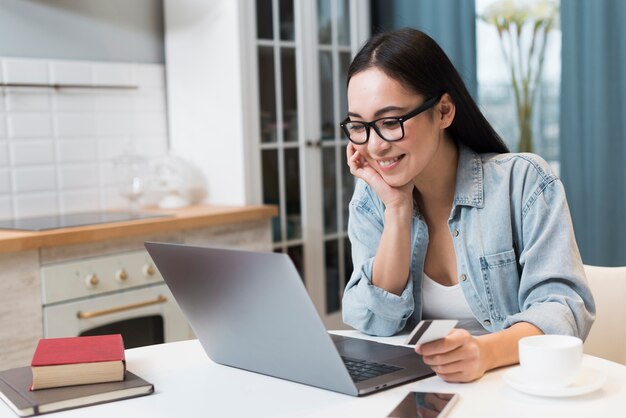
left=2, top=331, right=625, bottom=417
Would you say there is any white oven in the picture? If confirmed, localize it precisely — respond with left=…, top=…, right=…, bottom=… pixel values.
left=41, top=250, right=194, bottom=348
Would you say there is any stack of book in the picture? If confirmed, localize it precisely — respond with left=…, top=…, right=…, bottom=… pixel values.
left=0, top=334, right=153, bottom=417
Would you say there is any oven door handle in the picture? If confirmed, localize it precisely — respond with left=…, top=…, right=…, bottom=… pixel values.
left=77, top=295, right=168, bottom=319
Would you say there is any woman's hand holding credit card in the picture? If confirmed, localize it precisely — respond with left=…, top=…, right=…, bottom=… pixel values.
left=407, top=320, right=491, bottom=383
left=405, top=320, right=458, bottom=346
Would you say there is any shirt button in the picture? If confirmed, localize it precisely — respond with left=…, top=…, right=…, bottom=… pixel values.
left=460, top=274, right=467, bottom=282
left=453, top=229, right=459, bottom=237
left=483, top=319, right=492, bottom=326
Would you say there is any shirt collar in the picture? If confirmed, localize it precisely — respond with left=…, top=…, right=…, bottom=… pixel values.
left=453, top=143, right=484, bottom=208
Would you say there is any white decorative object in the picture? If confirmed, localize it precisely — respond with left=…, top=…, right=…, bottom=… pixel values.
left=150, top=154, right=207, bottom=209
left=157, top=194, right=188, bottom=209
left=113, top=154, right=149, bottom=213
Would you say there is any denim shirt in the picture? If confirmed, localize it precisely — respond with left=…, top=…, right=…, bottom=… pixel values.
left=343, top=143, right=595, bottom=339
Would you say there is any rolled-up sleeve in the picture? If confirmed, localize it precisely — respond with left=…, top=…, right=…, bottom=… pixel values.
left=342, top=181, right=414, bottom=336
left=503, top=177, right=595, bottom=339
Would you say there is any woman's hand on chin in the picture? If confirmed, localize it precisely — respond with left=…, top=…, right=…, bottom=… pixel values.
left=347, top=143, right=414, bottom=211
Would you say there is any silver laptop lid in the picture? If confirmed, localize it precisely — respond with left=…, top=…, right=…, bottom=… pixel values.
left=145, top=242, right=357, bottom=395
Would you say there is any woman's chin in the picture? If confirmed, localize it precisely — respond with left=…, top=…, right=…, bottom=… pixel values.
left=380, top=174, right=413, bottom=189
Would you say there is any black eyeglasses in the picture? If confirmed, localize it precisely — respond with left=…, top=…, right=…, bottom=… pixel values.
left=340, top=94, right=443, bottom=144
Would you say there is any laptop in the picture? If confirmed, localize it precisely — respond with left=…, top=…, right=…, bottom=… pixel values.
left=144, top=242, right=434, bottom=396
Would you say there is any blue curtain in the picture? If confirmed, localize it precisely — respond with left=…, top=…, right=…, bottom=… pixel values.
left=370, top=0, right=477, bottom=98
left=560, top=0, right=626, bottom=266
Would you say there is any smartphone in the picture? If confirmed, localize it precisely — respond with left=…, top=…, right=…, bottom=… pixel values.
left=386, top=391, right=459, bottom=418
left=405, top=319, right=458, bottom=346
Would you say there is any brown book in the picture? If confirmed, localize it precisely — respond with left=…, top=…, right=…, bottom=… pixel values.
left=0, top=367, right=153, bottom=417
left=30, top=335, right=125, bottom=390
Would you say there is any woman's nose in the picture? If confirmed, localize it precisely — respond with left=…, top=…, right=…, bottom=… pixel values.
left=368, top=129, right=391, bottom=154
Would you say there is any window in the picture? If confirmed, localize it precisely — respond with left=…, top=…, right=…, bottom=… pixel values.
left=476, top=0, right=561, bottom=168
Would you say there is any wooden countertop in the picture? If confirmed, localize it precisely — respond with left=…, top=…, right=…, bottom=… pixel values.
left=0, top=204, right=277, bottom=254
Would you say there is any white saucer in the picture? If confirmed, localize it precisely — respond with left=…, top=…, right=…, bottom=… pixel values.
left=503, top=367, right=606, bottom=397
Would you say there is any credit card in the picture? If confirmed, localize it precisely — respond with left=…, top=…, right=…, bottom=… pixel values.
left=405, top=319, right=458, bottom=345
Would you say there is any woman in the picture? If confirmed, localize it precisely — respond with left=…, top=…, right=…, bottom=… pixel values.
left=341, top=28, right=595, bottom=383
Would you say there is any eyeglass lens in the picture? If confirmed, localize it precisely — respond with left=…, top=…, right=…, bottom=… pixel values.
left=344, top=119, right=403, bottom=143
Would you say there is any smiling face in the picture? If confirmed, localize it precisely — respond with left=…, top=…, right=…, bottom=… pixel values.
left=347, top=68, right=452, bottom=188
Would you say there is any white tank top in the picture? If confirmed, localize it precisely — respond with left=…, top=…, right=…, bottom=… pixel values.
left=421, top=273, right=488, bottom=336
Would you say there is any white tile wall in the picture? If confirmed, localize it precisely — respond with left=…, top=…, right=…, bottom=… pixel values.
left=6, top=89, right=51, bottom=112
left=134, top=137, right=169, bottom=158
left=0, top=142, right=8, bottom=165
left=56, top=114, right=97, bottom=137
left=0, top=196, right=11, bottom=219
left=94, top=92, right=133, bottom=112
left=10, top=140, right=55, bottom=166
left=60, top=189, right=101, bottom=213
left=14, top=193, right=58, bottom=218
left=58, top=164, right=99, bottom=189
left=8, top=114, right=53, bottom=138
left=57, top=139, right=98, bottom=163
left=53, top=92, right=95, bottom=112
left=101, top=187, right=128, bottom=211
left=0, top=57, right=169, bottom=220
left=13, top=166, right=56, bottom=192
left=134, top=65, right=165, bottom=89
left=93, top=63, right=134, bottom=86
left=133, top=113, right=168, bottom=136
left=50, top=61, right=92, bottom=85
left=98, top=138, right=131, bottom=163
left=133, top=92, right=167, bottom=112
left=0, top=168, right=10, bottom=193
left=2, top=58, right=49, bottom=84
left=96, top=114, right=132, bottom=137
left=0, top=66, right=4, bottom=208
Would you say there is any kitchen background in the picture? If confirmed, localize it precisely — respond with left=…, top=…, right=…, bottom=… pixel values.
left=0, top=0, right=169, bottom=219
left=0, top=0, right=624, bottom=369
left=0, top=58, right=169, bottom=218
left=2, top=0, right=624, bottom=264
left=0, top=0, right=202, bottom=370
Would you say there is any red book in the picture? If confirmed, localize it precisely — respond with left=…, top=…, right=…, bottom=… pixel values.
left=30, top=335, right=126, bottom=390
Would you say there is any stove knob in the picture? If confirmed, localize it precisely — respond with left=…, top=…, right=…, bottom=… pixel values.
left=115, top=269, right=129, bottom=282
left=85, top=273, right=99, bottom=288
left=142, top=264, right=156, bottom=277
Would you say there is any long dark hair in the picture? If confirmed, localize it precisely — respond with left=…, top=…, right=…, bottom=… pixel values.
left=347, top=28, right=509, bottom=154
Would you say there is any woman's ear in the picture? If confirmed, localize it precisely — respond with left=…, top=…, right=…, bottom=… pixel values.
left=438, top=93, right=455, bottom=130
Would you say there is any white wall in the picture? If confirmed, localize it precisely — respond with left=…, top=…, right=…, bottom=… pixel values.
left=0, top=58, right=169, bottom=219
left=164, top=0, right=252, bottom=205
left=0, top=0, right=171, bottom=220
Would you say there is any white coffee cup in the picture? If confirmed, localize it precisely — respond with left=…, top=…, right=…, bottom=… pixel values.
left=518, top=335, right=583, bottom=388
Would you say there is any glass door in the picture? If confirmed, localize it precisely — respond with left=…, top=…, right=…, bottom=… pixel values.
left=315, top=0, right=357, bottom=328
left=256, top=0, right=305, bottom=283
left=254, top=0, right=367, bottom=328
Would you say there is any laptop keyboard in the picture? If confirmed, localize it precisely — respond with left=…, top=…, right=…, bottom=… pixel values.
left=341, top=356, right=402, bottom=382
